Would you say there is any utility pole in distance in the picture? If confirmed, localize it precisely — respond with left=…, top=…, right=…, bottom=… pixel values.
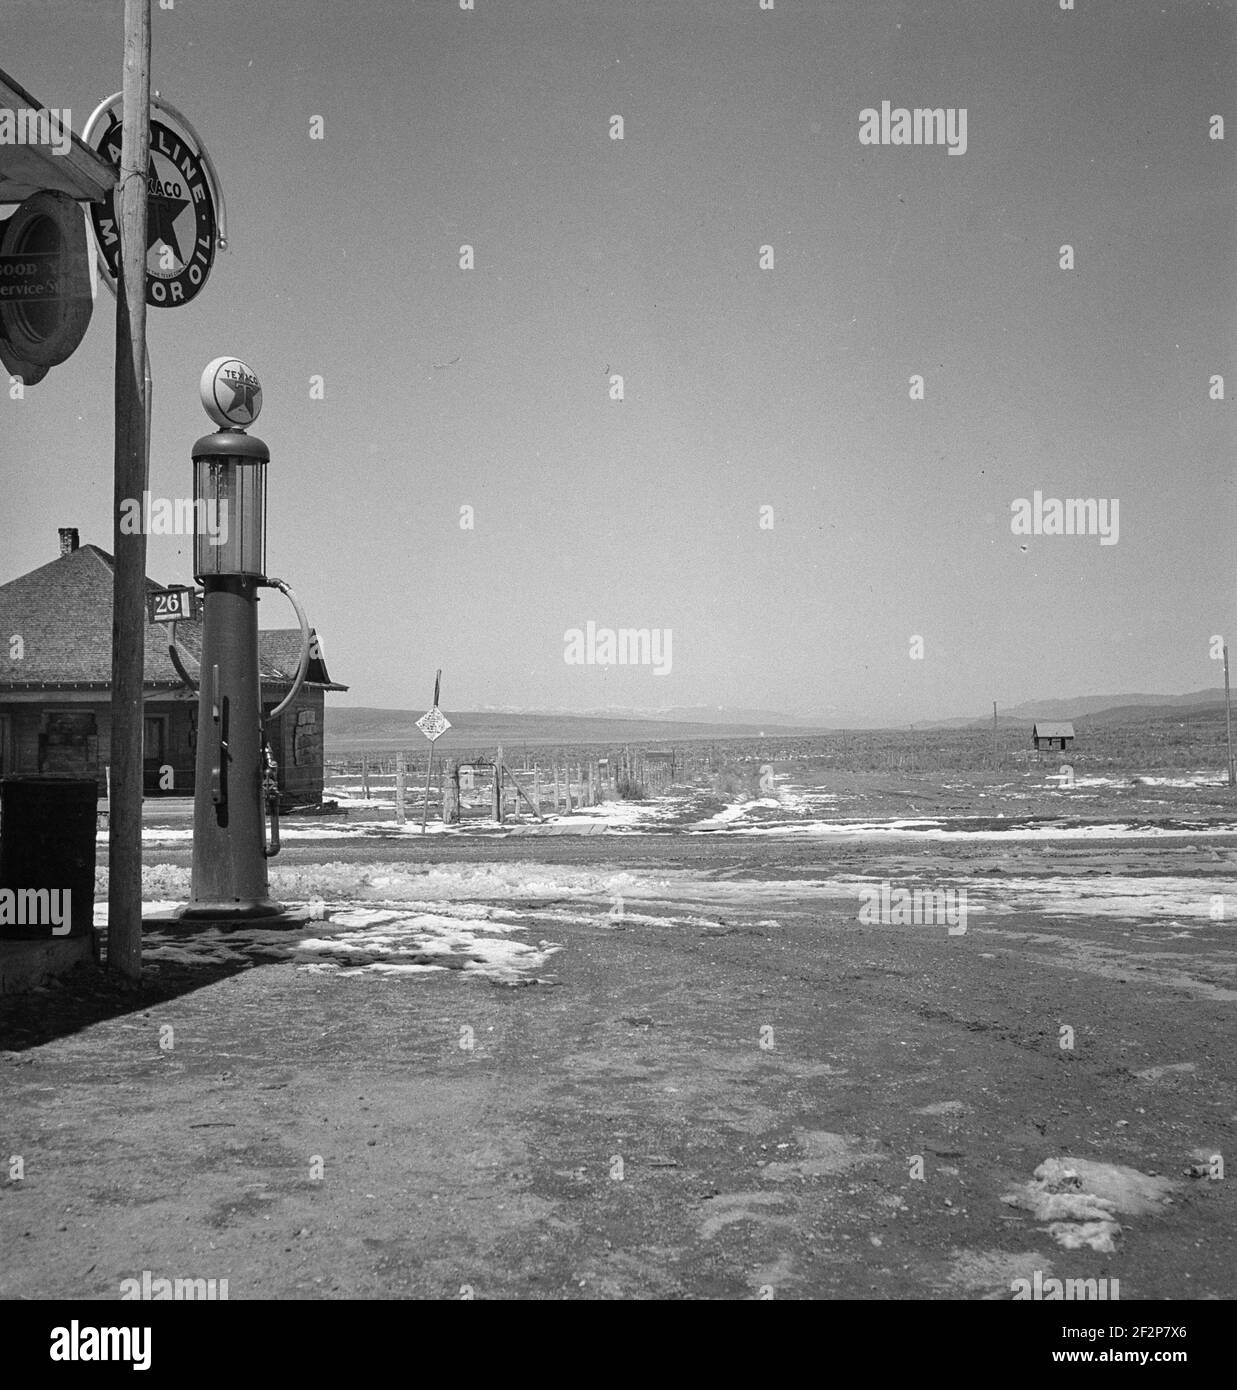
left=107, top=0, right=151, bottom=982
left=991, top=701, right=998, bottom=769
left=1225, top=644, right=1235, bottom=788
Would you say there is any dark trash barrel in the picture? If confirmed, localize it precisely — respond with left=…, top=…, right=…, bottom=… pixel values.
left=0, top=777, right=97, bottom=940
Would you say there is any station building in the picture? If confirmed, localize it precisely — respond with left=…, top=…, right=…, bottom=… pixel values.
left=0, top=529, right=346, bottom=809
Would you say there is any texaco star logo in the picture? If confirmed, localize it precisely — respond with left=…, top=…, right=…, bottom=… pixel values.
left=201, top=357, right=262, bottom=428
left=214, top=365, right=260, bottom=426
left=89, top=116, right=217, bottom=308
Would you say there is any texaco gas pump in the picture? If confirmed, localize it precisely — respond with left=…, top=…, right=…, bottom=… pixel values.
left=178, top=358, right=312, bottom=923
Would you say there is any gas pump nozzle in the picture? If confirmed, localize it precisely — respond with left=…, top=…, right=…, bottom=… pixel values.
left=262, top=739, right=281, bottom=858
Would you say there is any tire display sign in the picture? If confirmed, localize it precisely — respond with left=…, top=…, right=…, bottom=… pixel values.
left=86, top=106, right=219, bottom=308
left=0, top=251, right=68, bottom=304
left=0, top=191, right=94, bottom=369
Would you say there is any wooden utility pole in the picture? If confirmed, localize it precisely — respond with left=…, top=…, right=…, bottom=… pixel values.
left=991, top=701, right=998, bottom=768
left=1225, top=645, right=1235, bottom=788
left=107, top=0, right=152, bottom=982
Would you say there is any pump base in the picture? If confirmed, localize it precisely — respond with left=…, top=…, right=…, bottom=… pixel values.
left=142, top=905, right=314, bottom=933
left=173, top=900, right=310, bottom=929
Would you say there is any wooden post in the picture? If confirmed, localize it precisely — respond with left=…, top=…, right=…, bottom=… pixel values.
left=504, top=765, right=543, bottom=821
left=421, top=743, right=434, bottom=832
left=564, top=761, right=573, bottom=813
left=420, top=669, right=442, bottom=833
left=992, top=701, right=998, bottom=768
left=1225, top=645, right=1235, bottom=788
left=395, top=750, right=406, bottom=824
left=443, top=761, right=460, bottom=823
left=493, top=746, right=503, bottom=822
left=361, top=754, right=370, bottom=800
left=107, top=0, right=152, bottom=983
left=533, top=764, right=541, bottom=814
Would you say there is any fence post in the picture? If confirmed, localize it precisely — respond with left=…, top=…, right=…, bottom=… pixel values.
left=443, top=761, right=460, bottom=824
left=395, top=751, right=407, bottom=824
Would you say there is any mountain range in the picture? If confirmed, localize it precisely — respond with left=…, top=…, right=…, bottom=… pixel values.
left=326, top=689, right=1229, bottom=750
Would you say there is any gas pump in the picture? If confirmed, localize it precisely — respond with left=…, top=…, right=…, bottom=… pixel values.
left=177, top=358, right=312, bottom=923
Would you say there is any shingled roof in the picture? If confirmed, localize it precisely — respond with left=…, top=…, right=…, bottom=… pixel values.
left=0, top=543, right=345, bottom=691
left=1032, top=721, right=1075, bottom=739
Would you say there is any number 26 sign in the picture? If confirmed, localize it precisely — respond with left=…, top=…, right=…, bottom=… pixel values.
left=147, top=588, right=196, bottom=624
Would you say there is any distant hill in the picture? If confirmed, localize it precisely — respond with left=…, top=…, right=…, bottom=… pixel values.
left=325, top=706, right=829, bottom=752
left=470, top=703, right=800, bottom=728
left=909, top=690, right=1229, bottom=732
left=326, top=690, right=1229, bottom=750
left=999, top=689, right=1226, bottom=721
left=1073, top=698, right=1227, bottom=728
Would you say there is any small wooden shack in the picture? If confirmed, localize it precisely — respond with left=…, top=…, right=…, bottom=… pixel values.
left=1032, top=721, right=1075, bottom=753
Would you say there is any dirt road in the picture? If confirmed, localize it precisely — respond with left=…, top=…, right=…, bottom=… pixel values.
left=2, top=829, right=1234, bottom=1299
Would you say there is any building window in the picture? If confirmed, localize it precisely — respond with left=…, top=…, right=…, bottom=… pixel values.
left=143, top=715, right=170, bottom=794
left=40, top=710, right=98, bottom=775
left=294, top=708, right=318, bottom=767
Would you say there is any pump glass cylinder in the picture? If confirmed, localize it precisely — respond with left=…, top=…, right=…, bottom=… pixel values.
left=193, top=453, right=266, bottom=579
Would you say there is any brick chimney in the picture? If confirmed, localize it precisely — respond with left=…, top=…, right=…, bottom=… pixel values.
left=58, top=527, right=79, bottom=557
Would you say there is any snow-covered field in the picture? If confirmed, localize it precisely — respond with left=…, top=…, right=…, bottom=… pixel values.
left=93, top=857, right=1236, bottom=987
left=113, top=770, right=1237, bottom=844
left=87, top=768, right=1236, bottom=986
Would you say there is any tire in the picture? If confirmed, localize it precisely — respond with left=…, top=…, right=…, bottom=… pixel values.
left=0, top=335, right=50, bottom=386
left=0, top=191, right=93, bottom=367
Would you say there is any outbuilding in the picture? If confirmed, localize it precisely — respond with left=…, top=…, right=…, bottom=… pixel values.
left=1032, top=721, right=1075, bottom=753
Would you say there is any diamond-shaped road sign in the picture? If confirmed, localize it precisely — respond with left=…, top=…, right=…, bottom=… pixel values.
left=416, top=706, right=451, bottom=742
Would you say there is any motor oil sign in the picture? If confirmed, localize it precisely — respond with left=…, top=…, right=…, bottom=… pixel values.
left=87, top=109, right=219, bottom=308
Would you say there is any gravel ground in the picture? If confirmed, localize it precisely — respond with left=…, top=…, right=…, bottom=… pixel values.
left=2, top=807, right=1234, bottom=1301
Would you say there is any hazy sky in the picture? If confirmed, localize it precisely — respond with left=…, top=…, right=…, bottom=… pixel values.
left=2, top=0, right=1234, bottom=725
